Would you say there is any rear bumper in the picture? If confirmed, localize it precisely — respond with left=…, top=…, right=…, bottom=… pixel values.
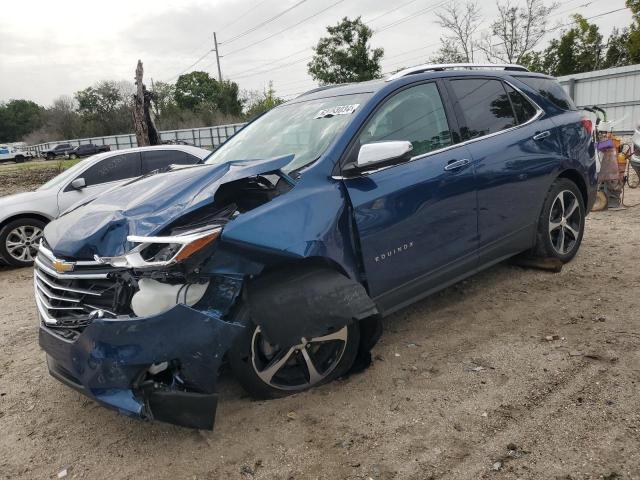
left=39, top=303, right=244, bottom=429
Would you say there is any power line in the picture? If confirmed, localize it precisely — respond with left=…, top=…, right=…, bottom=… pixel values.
left=224, top=0, right=347, bottom=57
left=233, top=55, right=314, bottom=79
left=364, top=0, right=422, bottom=25
left=222, top=0, right=309, bottom=44
left=166, top=49, right=214, bottom=82
left=374, top=0, right=449, bottom=33
left=225, top=47, right=310, bottom=77
left=217, top=0, right=271, bottom=33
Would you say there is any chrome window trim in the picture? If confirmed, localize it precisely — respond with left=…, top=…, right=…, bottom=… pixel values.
left=332, top=78, right=544, bottom=179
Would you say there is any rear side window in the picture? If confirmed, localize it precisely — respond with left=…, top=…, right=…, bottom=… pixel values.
left=358, top=82, right=452, bottom=157
left=504, top=84, right=538, bottom=124
left=141, top=150, right=199, bottom=174
left=448, top=79, right=516, bottom=140
left=78, top=152, right=141, bottom=187
left=516, top=77, right=576, bottom=110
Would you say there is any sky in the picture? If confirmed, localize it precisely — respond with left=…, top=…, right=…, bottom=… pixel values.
left=0, top=0, right=633, bottom=106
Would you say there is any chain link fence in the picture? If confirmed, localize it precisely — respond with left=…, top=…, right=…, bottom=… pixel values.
left=25, top=123, right=247, bottom=156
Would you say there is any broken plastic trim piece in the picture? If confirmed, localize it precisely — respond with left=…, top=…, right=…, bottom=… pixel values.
left=94, top=227, right=221, bottom=269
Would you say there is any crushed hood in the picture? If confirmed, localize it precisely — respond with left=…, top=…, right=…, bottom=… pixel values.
left=44, top=156, right=293, bottom=259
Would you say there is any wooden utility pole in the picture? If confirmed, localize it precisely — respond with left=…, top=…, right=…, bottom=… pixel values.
left=213, top=32, right=223, bottom=82
left=133, top=60, right=160, bottom=146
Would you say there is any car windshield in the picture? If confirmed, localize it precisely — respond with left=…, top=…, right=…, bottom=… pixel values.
left=205, top=93, right=372, bottom=172
left=37, top=158, right=90, bottom=191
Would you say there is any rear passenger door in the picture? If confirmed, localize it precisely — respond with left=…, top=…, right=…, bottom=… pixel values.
left=342, top=81, right=477, bottom=311
left=57, top=152, right=142, bottom=214
left=444, top=77, right=563, bottom=264
left=140, top=149, right=200, bottom=174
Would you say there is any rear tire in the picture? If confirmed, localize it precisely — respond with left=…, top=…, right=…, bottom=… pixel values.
left=45, top=153, right=54, bottom=160
left=0, top=218, right=46, bottom=267
left=533, top=178, right=585, bottom=263
left=14, top=155, right=25, bottom=164
left=228, top=303, right=360, bottom=399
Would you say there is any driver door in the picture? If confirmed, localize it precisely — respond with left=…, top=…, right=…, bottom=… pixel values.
left=57, top=152, right=141, bottom=215
left=342, top=81, right=478, bottom=312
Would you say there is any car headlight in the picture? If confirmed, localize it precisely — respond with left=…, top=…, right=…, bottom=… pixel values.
left=95, top=226, right=221, bottom=269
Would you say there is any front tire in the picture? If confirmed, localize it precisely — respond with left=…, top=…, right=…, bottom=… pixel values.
left=14, top=155, right=25, bottom=164
left=0, top=218, right=45, bottom=267
left=533, top=178, right=585, bottom=263
left=228, top=304, right=360, bottom=399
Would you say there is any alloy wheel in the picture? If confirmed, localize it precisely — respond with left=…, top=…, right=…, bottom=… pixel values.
left=251, top=325, right=348, bottom=391
left=5, top=225, right=42, bottom=263
left=548, top=190, right=581, bottom=255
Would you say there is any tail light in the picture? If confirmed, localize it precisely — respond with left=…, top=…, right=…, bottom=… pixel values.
left=581, top=118, right=593, bottom=135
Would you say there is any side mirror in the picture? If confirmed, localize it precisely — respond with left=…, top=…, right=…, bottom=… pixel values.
left=70, top=178, right=86, bottom=190
left=346, top=141, right=414, bottom=175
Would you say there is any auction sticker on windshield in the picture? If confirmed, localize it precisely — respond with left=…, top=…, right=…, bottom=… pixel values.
left=315, top=104, right=360, bottom=118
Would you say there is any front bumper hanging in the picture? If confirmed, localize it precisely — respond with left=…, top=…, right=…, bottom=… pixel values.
left=39, top=303, right=244, bottom=430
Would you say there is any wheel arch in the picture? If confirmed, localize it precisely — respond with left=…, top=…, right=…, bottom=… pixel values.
left=0, top=213, right=51, bottom=233
left=557, top=168, right=588, bottom=206
left=245, top=258, right=379, bottom=349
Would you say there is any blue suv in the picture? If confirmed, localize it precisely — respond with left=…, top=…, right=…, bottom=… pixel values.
left=35, top=64, right=596, bottom=429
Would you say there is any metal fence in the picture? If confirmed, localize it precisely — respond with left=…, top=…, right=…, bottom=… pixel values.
left=25, top=123, right=247, bottom=156
left=558, top=64, right=640, bottom=134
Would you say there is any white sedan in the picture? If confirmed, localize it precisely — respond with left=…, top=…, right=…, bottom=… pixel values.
left=0, top=145, right=211, bottom=267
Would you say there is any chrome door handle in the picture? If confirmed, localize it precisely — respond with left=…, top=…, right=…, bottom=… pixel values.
left=533, top=130, right=551, bottom=140
left=444, top=158, right=471, bottom=171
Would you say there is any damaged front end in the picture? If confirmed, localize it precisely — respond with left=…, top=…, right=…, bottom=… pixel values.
left=36, top=158, right=295, bottom=430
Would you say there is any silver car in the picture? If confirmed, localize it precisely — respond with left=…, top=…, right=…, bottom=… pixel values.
left=0, top=145, right=211, bottom=266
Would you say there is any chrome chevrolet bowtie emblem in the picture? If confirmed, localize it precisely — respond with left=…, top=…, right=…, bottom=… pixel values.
left=52, top=259, right=75, bottom=273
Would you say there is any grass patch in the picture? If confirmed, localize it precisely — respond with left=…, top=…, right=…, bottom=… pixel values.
left=0, top=158, right=80, bottom=173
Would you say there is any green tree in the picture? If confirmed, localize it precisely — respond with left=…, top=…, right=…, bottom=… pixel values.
left=174, top=71, right=218, bottom=111
left=244, top=82, right=285, bottom=118
left=523, top=15, right=602, bottom=76
left=216, top=80, right=243, bottom=116
left=74, top=81, right=133, bottom=135
left=619, top=0, right=640, bottom=64
left=174, top=72, right=243, bottom=116
left=602, top=28, right=632, bottom=68
left=308, top=17, right=384, bottom=85
left=551, top=15, right=602, bottom=76
left=0, top=99, right=44, bottom=142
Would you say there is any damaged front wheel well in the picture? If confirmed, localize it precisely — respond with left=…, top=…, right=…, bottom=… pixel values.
left=243, top=261, right=381, bottom=360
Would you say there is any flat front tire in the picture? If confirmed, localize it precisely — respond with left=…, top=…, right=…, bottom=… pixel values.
left=533, top=178, right=585, bottom=263
left=228, top=304, right=360, bottom=399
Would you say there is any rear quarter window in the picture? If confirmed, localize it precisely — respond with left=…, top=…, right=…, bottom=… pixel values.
left=516, top=76, right=577, bottom=111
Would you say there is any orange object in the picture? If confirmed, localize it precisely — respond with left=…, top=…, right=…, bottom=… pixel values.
left=617, top=152, right=628, bottom=178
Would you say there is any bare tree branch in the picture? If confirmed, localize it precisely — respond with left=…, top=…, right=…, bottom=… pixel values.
left=479, top=0, right=558, bottom=64
left=435, top=1, right=482, bottom=62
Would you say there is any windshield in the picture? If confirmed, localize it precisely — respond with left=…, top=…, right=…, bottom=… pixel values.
left=37, top=157, right=90, bottom=191
left=205, top=93, right=372, bottom=172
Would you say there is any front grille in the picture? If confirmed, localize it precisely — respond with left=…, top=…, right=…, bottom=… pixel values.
left=34, top=243, right=127, bottom=329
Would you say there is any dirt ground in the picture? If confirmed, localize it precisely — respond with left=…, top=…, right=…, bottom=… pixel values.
left=1, top=180, right=639, bottom=479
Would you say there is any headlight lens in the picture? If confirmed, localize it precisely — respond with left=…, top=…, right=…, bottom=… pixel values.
left=95, top=227, right=221, bottom=269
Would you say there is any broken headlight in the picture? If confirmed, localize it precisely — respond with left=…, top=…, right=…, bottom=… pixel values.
left=95, top=226, right=221, bottom=269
